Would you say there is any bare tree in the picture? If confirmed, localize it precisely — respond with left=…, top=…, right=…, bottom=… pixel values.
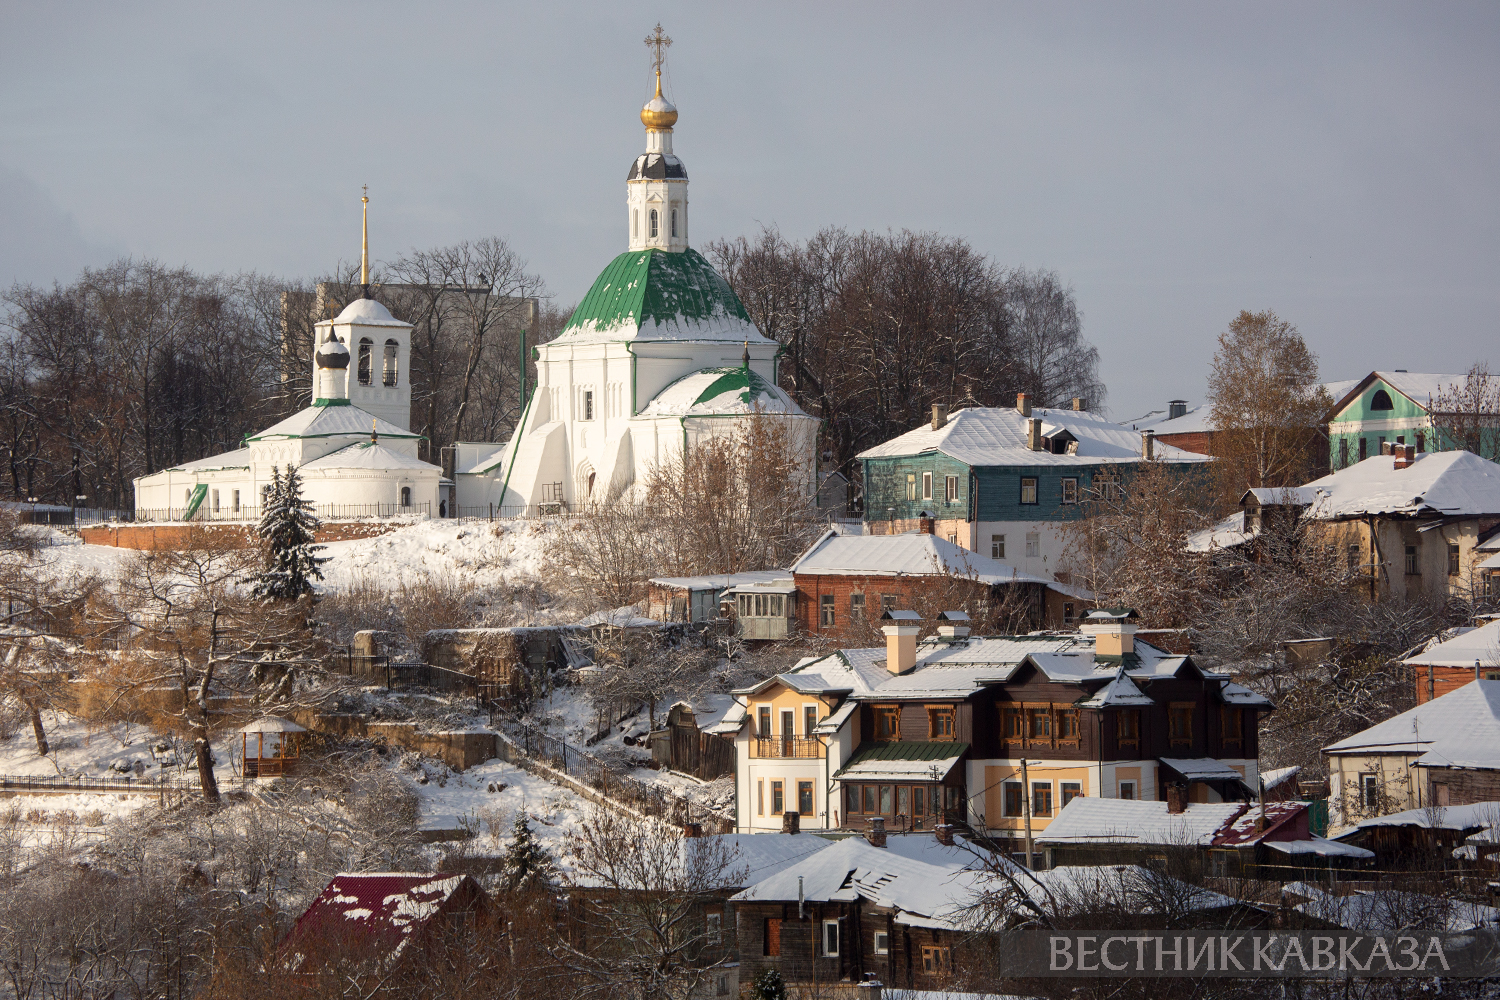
left=1431, top=361, right=1500, bottom=461
left=1207, top=309, right=1333, bottom=505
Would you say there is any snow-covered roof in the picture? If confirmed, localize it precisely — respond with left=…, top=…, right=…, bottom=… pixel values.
left=1331, top=371, right=1496, bottom=415
left=856, top=406, right=1211, bottom=468
left=1007, top=863, right=1245, bottom=918
left=281, top=873, right=474, bottom=969
left=327, top=298, right=411, bottom=328
left=1131, top=402, right=1215, bottom=436
left=1290, top=880, right=1500, bottom=932
left=1261, top=765, right=1302, bottom=791
left=1242, top=486, right=1319, bottom=506
left=649, top=570, right=787, bottom=591
left=248, top=404, right=419, bottom=443
left=158, top=448, right=253, bottom=473
left=300, top=441, right=441, bottom=473
left=1344, top=801, right=1500, bottom=834
left=1324, top=680, right=1500, bottom=765
left=697, top=833, right=836, bottom=884
left=1076, top=668, right=1154, bottom=707
left=1159, top=757, right=1251, bottom=782
left=573, top=606, right=660, bottom=629
left=731, top=835, right=990, bottom=931
left=789, top=529, right=1083, bottom=593
left=1300, top=450, right=1500, bottom=520
left=1264, top=838, right=1372, bottom=859
left=1185, top=511, right=1256, bottom=553
left=1482, top=551, right=1500, bottom=571
left=1037, top=798, right=1246, bottom=846
left=639, top=366, right=809, bottom=418
left=1404, top=619, right=1500, bottom=669
left=238, top=716, right=308, bottom=734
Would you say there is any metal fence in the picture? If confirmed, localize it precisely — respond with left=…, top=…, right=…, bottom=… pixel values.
left=123, top=503, right=433, bottom=524
left=0, top=771, right=231, bottom=794
left=504, top=721, right=732, bottom=831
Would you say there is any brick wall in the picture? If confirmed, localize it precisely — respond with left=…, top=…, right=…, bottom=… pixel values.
left=1157, top=430, right=1214, bottom=455
left=1415, top=668, right=1487, bottom=704
left=80, top=519, right=405, bottom=551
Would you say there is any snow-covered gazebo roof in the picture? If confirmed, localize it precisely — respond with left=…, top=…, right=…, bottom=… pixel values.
left=238, top=716, right=308, bottom=735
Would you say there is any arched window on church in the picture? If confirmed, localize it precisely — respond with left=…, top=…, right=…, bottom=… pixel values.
left=649, top=209, right=659, bottom=239
left=357, top=338, right=373, bottom=385
left=400, top=486, right=411, bottom=508
left=383, top=340, right=399, bottom=387
left=633, top=210, right=639, bottom=240
left=670, top=207, right=678, bottom=238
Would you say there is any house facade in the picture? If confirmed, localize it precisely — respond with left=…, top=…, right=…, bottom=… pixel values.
left=1324, top=679, right=1500, bottom=833
left=729, top=609, right=1272, bottom=850
left=1328, top=371, right=1500, bottom=472
left=859, top=397, right=1210, bottom=581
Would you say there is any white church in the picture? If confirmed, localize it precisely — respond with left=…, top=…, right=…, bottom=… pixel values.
left=451, top=59, right=817, bottom=513
left=136, top=49, right=815, bottom=521
left=133, top=204, right=445, bottom=520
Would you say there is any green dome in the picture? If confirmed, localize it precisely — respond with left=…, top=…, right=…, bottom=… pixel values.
left=552, top=248, right=770, bottom=345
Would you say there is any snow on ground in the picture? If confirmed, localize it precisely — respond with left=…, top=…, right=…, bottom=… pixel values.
left=317, top=518, right=558, bottom=592
left=1, top=792, right=156, bottom=849
left=0, top=709, right=229, bottom=782
left=27, top=531, right=140, bottom=581
left=413, top=758, right=592, bottom=866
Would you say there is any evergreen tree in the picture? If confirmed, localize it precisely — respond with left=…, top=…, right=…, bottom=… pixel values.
left=499, top=812, right=556, bottom=893
left=750, top=969, right=786, bottom=1000
left=251, top=465, right=326, bottom=600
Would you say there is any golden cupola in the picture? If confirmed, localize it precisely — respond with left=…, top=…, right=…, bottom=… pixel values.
left=640, top=70, right=678, bottom=132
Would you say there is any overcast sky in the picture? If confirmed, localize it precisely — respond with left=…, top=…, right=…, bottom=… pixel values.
left=3, top=2, right=1497, bottom=420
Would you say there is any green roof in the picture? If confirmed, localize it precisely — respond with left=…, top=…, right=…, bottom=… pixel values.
left=552, top=248, right=764, bottom=344
left=841, top=741, right=970, bottom=766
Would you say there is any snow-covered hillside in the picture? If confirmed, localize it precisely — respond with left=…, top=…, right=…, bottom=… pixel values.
left=317, top=518, right=559, bottom=592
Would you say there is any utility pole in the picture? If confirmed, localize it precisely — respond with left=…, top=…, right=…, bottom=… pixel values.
left=1020, top=758, right=1036, bottom=870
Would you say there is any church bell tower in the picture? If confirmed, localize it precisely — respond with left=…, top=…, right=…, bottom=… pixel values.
left=627, top=24, right=688, bottom=252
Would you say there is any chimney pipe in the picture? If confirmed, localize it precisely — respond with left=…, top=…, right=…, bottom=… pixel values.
left=866, top=816, right=887, bottom=848
left=1166, top=783, right=1188, bottom=814
left=782, top=810, right=800, bottom=834
left=1072, top=397, right=1086, bottom=411
left=1381, top=440, right=1393, bottom=456
left=1016, top=392, right=1031, bottom=417
left=1394, top=444, right=1416, bottom=470
left=931, top=403, right=948, bottom=431
left=1027, top=418, right=1043, bottom=451
left=681, top=822, right=703, bottom=839
left=857, top=973, right=884, bottom=1000
left=1168, top=399, right=1188, bottom=420
left=1142, top=430, right=1155, bottom=460
left=1079, top=613, right=1137, bottom=657
left=882, top=619, right=920, bottom=674
left=934, top=823, right=955, bottom=846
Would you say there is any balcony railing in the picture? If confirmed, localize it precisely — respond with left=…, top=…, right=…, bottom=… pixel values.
left=753, top=737, right=822, bottom=759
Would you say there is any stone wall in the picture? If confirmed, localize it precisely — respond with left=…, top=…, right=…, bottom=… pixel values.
left=79, top=519, right=405, bottom=551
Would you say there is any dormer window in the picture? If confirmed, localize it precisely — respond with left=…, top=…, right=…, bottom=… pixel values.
left=1371, top=389, right=1394, bottom=411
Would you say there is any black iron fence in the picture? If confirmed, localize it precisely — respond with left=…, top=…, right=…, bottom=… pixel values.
left=128, top=502, right=433, bottom=523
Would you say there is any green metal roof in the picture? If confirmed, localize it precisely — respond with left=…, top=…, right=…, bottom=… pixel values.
left=552, top=248, right=758, bottom=343
left=690, top=366, right=774, bottom=405
left=841, top=741, right=970, bottom=766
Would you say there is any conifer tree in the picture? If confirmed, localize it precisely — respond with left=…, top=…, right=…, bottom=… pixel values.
left=750, top=968, right=786, bottom=1000
left=499, top=811, right=557, bottom=893
left=251, top=465, right=326, bottom=600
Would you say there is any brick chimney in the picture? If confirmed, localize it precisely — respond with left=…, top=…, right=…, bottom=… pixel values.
left=1165, top=783, right=1188, bottom=815
left=782, top=810, right=800, bottom=834
left=1394, top=444, right=1416, bottom=470
left=1381, top=440, right=1393, bottom=456
left=934, top=823, right=955, bottom=846
left=857, top=973, right=884, bottom=1000
left=1080, top=610, right=1137, bottom=657
left=1142, top=430, right=1156, bottom=460
left=1017, top=392, right=1031, bottom=417
left=1027, top=418, right=1043, bottom=451
left=866, top=816, right=887, bottom=848
left=881, top=613, right=921, bottom=674
left=931, top=403, right=948, bottom=431
left=1072, top=397, right=1086, bottom=411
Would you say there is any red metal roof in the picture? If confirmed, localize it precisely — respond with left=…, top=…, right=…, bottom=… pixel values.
left=1211, top=801, right=1307, bottom=847
left=281, top=873, right=477, bottom=968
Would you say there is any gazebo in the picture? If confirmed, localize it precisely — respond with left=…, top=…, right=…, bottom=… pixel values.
left=238, top=717, right=307, bottom=778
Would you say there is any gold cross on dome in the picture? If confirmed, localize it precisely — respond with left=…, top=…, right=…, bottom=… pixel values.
left=644, top=23, right=672, bottom=74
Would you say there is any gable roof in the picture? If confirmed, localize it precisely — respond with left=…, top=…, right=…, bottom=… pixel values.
left=1330, top=371, right=1496, bottom=416
left=1404, top=620, right=1500, bottom=669
left=789, top=529, right=1078, bottom=591
left=281, top=873, right=478, bottom=969
left=856, top=406, right=1210, bottom=468
left=1037, top=798, right=1246, bottom=847
left=300, top=441, right=441, bottom=472
left=1300, top=450, right=1500, bottom=520
left=1323, top=679, right=1500, bottom=767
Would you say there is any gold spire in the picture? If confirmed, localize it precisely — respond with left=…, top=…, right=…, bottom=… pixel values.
left=640, top=24, right=678, bottom=131
left=360, top=185, right=370, bottom=292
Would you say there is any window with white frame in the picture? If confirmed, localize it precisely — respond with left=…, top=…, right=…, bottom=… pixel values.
left=991, top=534, right=1005, bottom=559
left=873, top=931, right=890, bottom=955
left=1061, top=477, right=1078, bottom=504
left=1025, top=532, right=1040, bottom=558
left=945, top=474, right=959, bottom=502
left=922, top=471, right=933, bottom=500
left=822, top=920, right=839, bottom=957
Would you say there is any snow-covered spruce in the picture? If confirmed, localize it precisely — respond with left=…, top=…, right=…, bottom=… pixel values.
left=250, top=465, right=328, bottom=600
